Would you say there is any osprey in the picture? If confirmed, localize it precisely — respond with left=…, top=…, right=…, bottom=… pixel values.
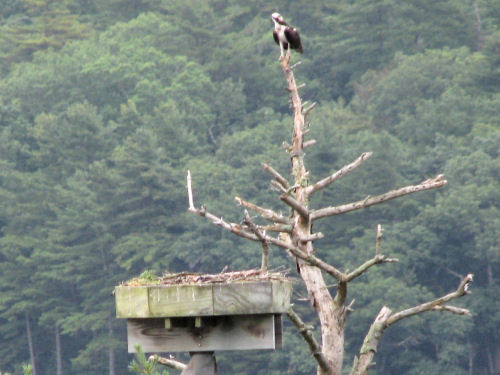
left=271, top=12, right=303, bottom=58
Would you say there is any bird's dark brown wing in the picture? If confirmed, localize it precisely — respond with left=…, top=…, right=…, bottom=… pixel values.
left=284, top=27, right=303, bottom=53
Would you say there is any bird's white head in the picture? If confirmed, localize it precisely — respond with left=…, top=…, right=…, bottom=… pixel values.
left=271, top=12, right=286, bottom=26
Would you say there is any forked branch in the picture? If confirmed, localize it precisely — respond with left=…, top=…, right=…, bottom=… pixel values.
left=187, top=170, right=342, bottom=279
left=347, top=225, right=398, bottom=282
left=387, top=273, right=473, bottom=325
left=311, top=174, right=447, bottom=220
left=346, top=255, right=398, bottom=282
left=351, top=274, right=473, bottom=375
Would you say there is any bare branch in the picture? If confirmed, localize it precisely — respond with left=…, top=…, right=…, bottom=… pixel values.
left=187, top=171, right=342, bottom=280
left=306, top=152, right=373, bottom=196
left=187, top=170, right=195, bottom=211
left=303, top=102, right=317, bottom=117
left=262, top=163, right=289, bottom=189
left=352, top=274, right=473, bottom=375
left=287, top=308, right=332, bottom=374
left=346, top=255, right=398, bottom=282
left=345, top=225, right=397, bottom=282
left=235, top=196, right=289, bottom=224
left=303, top=139, right=316, bottom=148
left=243, top=210, right=270, bottom=272
left=242, top=210, right=266, bottom=241
left=346, top=299, right=356, bottom=314
left=151, top=355, right=187, bottom=371
left=286, top=184, right=302, bottom=194
left=280, top=194, right=309, bottom=219
left=350, top=306, right=392, bottom=375
left=432, top=305, right=471, bottom=316
left=260, top=223, right=293, bottom=233
left=201, top=210, right=258, bottom=241
left=264, top=235, right=344, bottom=281
left=387, top=273, right=473, bottom=325
left=298, top=232, right=324, bottom=242
left=187, top=171, right=258, bottom=242
left=311, top=174, right=447, bottom=220
left=439, top=266, right=465, bottom=281
left=375, top=224, right=383, bottom=255
left=271, top=180, right=288, bottom=194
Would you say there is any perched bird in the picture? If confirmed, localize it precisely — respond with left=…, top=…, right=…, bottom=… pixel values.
left=271, top=12, right=303, bottom=58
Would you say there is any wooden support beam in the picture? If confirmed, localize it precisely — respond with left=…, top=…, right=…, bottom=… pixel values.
left=127, top=314, right=279, bottom=352
left=164, top=318, right=172, bottom=329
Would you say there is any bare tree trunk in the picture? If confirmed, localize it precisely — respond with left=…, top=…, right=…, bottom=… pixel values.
left=56, top=324, right=62, bottom=375
left=279, top=57, right=344, bottom=375
left=108, top=316, right=115, bottom=375
left=26, top=313, right=37, bottom=375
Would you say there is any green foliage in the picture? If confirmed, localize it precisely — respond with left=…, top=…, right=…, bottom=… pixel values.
left=129, top=346, right=169, bottom=375
left=0, top=364, right=32, bottom=375
left=0, top=0, right=91, bottom=71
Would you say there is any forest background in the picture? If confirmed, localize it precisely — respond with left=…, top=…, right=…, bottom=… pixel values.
left=0, top=0, right=498, bottom=374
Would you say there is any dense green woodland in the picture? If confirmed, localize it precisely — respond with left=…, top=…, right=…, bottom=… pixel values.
left=0, top=0, right=498, bottom=374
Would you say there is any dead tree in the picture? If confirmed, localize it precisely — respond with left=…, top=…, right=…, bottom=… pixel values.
left=181, top=55, right=472, bottom=375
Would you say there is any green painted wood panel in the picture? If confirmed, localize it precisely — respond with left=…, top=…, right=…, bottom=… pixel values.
left=115, top=280, right=292, bottom=318
left=115, top=286, right=150, bottom=318
left=148, top=285, right=213, bottom=317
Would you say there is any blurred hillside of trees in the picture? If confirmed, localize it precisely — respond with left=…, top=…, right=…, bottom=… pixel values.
left=0, top=0, right=498, bottom=374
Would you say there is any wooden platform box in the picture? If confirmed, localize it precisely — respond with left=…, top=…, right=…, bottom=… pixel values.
left=115, top=270, right=292, bottom=353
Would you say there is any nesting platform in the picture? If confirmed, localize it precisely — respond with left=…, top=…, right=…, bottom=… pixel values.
left=115, top=269, right=292, bottom=353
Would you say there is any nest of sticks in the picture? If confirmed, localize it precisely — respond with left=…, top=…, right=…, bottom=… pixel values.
left=124, top=268, right=290, bottom=286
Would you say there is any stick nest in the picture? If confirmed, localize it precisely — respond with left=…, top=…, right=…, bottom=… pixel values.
left=124, top=268, right=290, bottom=286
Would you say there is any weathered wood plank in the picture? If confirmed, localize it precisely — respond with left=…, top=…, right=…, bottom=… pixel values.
left=148, top=285, right=213, bottom=317
left=127, top=315, right=277, bottom=352
left=116, top=280, right=292, bottom=318
left=274, top=314, right=283, bottom=350
left=271, top=280, right=293, bottom=312
left=116, top=286, right=150, bottom=318
left=213, top=282, right=272, bottom=315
